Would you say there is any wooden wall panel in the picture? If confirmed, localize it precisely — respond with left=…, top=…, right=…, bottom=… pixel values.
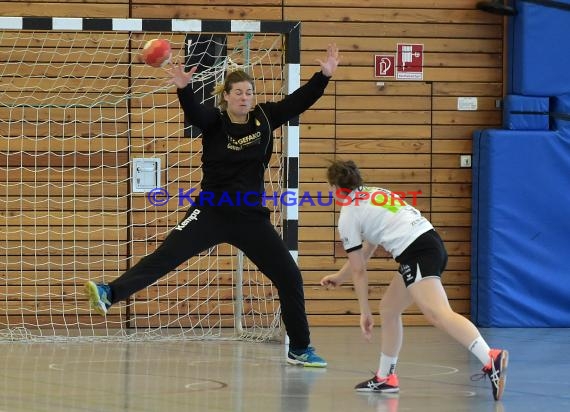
left=0, top=1, right=504, bottom=328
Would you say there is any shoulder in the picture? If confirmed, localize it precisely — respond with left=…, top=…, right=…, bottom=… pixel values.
left=338, top=206, right=356, bottom=227
left=253, top=104, right=272, bottom=123
left=256, top=102, right=272, bottom=112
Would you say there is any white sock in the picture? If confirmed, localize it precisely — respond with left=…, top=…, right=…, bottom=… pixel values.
left=378, top=353, right=398, bottom=378
left=468, top=336, right=492, bottom=365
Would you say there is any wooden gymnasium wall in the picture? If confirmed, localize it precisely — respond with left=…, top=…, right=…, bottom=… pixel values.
left=0, top=0, right=504, bottom=326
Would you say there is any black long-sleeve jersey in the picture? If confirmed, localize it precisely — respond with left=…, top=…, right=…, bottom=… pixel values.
left=176, top=71, right=330, bottom=200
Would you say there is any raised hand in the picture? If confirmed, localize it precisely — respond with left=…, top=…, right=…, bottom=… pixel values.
left=316, top=43, right=340, bottom=78
left=166, top=62, right=197, bottom=89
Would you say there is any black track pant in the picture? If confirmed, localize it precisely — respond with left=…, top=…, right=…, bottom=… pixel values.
left=109, top=205, right=310, bottom=349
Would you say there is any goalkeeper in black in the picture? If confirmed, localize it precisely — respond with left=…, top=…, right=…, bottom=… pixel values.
left=85, top=44, right=340, bottom=367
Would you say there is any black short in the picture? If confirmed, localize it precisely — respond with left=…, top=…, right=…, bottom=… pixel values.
left=394, top=230, right=448, bottom=288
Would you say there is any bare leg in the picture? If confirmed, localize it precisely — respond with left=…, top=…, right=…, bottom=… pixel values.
left=408, top=277, right=482, bottom=348
left=408, top=278, right=508, bottom=400
left=378, top=274, right=413, bottom=356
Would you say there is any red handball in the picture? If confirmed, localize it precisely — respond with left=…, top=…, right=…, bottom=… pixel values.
left=141, top=38, right=172, bottom=68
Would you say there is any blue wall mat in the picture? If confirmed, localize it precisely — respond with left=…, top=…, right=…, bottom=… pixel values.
left=471, top=129, right=570, bottom=326
left=511, top=0, right=570, bottom=95
left=503, top=94, right=549, bottom=130
left=551, top=93, right=570, bottom=132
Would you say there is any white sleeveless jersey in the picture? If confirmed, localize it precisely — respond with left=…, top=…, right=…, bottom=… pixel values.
left=338, top=186, right=433, bottom=258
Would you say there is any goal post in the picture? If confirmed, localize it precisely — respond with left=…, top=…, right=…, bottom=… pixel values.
left=0, top=17, right=301, bottom=342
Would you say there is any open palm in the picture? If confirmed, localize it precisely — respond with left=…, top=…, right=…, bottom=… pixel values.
left=317, top=43, right=340, bottom=77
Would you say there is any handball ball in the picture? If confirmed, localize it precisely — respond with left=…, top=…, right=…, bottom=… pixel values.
left=141, top=39, right=172, bottom=68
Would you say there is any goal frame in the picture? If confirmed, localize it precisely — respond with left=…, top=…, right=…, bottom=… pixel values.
left=0, top=16, right=301, bottom=341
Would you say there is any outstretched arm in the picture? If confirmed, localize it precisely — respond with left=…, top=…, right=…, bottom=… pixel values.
left=167, top=62, right=197, bottom=89
left=167, top=63, right=219, bottom=131
left=261, top=44, right=341, bottom=128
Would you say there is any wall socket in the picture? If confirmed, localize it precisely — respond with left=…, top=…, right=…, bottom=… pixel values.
left=460, top=155, right=472, bottom=168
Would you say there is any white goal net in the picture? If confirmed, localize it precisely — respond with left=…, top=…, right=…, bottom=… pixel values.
left=0, top=17, right=301, bottom=342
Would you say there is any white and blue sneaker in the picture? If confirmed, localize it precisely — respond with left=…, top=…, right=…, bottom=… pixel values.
left=84, top=281, right=112, bottom=316
left=287, top=346, right=327, bottom=368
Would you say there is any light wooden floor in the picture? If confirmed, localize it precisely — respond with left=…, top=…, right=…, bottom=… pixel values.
left=1, top=326, right=569, bottom=412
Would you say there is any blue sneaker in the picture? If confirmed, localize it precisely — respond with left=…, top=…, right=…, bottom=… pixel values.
left=287, top=346, right=327, bottom=368
left=84, top=281, right=112, bottom=316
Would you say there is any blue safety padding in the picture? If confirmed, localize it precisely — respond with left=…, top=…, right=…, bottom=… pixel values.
left=503, top=94, right=549, bottom=130
left=470, top=130, right=482, bottom=317
left=511, top=0, right=570, bottom=96
left=471, top=129, right=570, bottom=326
left=550, top=93, right=570, bottom=132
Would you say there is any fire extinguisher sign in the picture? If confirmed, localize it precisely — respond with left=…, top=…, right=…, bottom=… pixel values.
left=396, top=43, right=424, bottom=80
left=374, top=54, right=395, bottom=77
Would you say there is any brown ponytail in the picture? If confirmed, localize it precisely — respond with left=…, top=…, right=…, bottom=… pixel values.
left=326, top=159, right=364, bottom=191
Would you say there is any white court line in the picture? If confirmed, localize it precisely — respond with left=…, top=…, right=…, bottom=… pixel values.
left=401, top=361, right=459, bottom=378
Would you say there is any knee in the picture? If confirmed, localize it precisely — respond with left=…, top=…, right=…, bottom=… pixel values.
left=379, top=301, right=402, bottom=322
left=422, top=309, right=439, bottom=327
left=422, top=307, right=452, bottom=329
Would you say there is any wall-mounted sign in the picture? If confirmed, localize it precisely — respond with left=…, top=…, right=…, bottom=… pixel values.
left=396, top=43, right=424, bottom=80
left=374, top=54, right=395, bottom=77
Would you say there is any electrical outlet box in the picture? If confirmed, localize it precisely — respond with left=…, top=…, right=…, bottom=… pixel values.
left=460, top=155, right=472, bottom=168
